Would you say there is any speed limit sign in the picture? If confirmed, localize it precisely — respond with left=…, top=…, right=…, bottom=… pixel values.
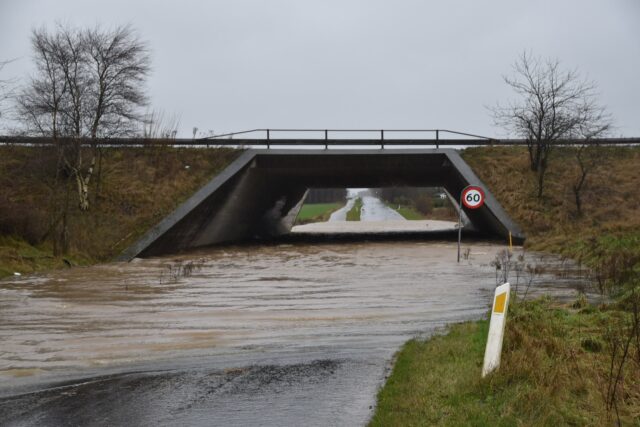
left=457, top=185, right=485, bottom=262
left=461, top=186, right=485, bottom=209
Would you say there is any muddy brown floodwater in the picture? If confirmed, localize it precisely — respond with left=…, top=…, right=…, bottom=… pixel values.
left=0, top=241, right=590, bottom=426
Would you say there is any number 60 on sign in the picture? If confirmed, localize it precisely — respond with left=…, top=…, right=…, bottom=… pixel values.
left=461, top=186, right=485, bottom=209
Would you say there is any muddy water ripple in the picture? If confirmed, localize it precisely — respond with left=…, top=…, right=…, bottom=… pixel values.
left=0, top=241, right=589, bottom=426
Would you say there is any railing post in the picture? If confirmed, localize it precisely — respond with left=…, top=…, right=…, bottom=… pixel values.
left=381, top=129, right=385, bottom=149
left=324, top=129, right=328, bottom=150
left=436, top=129, right=439, bottom=149
left=266, top=129, right=270, bottom=149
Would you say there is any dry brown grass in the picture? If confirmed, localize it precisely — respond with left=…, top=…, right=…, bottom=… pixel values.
left=0, top=145, right=240, bottom=275
left=462, top=146, right=640, bottom=253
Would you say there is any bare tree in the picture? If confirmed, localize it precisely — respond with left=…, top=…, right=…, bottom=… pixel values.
left=84, top=25, right=150, bottom=139
left=492, top=52, right=612, bottom=199
left=0, top=59, right=16, bottom=121
left=571, top=114, right=612, bottom=216
left=17, top=24, right=150, bottom=212
left=15, top=24, right=149, bottom=254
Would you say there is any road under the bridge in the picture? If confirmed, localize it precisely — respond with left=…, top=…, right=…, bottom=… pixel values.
left=119, top=149, right=524, bottom=260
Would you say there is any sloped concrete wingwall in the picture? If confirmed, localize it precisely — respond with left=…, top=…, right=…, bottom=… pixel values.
left=119, top=149, right=523, bottom=260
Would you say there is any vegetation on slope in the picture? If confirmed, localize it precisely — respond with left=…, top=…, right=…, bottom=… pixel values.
left=0, top=145, right=239, bottom=277
left=376, top=187, right=457, bottom=222
left=294, top=202, right=343, bottom=225
left=371, top=298, right=640, bottom=426
left=372, top=146, right=640, bottom=426
left=461, top=146, right=640, bottom=255
left=388, top=204, right=426, bottom=220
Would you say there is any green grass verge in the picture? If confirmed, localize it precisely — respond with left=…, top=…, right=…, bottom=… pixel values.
left=370, top=298, right=639, bottom=426
left=295, top=203, right=343, bottom=225
left=371, top=320, right=490, bottom=426
left=0, top=236, right=89, bottom=279
left=386, top=203, right=427, bottom=220
left=346, top=197, right=363, bottom=221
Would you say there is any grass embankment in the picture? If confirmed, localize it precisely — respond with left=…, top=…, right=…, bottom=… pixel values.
left=387, top=204, right=456, bottom=221
left=0, top=235, right=90, bottom=278
left=0, top=145, right=240, bottom=278
left=294, top=202, right=343, bottom=225
left=373, top=146, right=640, bottom=425
left=387, top=203, right=426, bottom=220
left=346, top=197, right=363, bottom=221
left=371, top=298, right=639, bottom=426
left=462, top=146, right=640, bottom=255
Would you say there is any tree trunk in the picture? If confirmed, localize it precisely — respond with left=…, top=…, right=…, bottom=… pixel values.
left=573, top=169, right=587, bottom=217
left=527, top=141, right=537, bottom=171
left=75, top=151, right=96, bottom=211
left=573, top=186, right=582, bottom=217
left=93, top=147, right=103, bottom=226
left=536, top=167, right=545, bottom=199
left=60, top=178, right=71, bottom=255
left=536, top=154, right=548, bottom=199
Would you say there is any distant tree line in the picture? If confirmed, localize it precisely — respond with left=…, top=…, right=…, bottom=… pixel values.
left=305, top=188, right=347, bottom=204
left=375, top=187, right=447, bottom=216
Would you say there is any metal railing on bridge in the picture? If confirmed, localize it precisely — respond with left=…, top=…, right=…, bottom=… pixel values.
left=202, top=128, right=494, bottom=149
left=1, top=129, right=639, bottom=149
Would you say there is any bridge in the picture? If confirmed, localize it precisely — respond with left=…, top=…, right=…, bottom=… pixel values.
left=7, top=129, right=632, bottom=260
left=116, top=130, right=534, bottom=259
left=113, top=128, right=640, bottom=259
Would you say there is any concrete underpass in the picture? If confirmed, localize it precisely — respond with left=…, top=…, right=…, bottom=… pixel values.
left=119, top=149, right=524, bottom=260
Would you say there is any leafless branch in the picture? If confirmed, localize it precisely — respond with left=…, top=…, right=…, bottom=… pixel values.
left=491, top=52, right=613, bottom=199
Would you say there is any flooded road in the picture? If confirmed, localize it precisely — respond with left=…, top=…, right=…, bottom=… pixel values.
left=359, top=195, right=405, bottom=221
left=0, top=241, right=588, bottom=426
left=328, top=191, right=402, bottom=222
left=328, top=197, right=355, bottom=221
left=299, top=190, right=455, bottom=234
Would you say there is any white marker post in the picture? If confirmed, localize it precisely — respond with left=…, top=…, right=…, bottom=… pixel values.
left=458, top=185, right=485, bottom=262
left=482, top=282, right=510, bottom=377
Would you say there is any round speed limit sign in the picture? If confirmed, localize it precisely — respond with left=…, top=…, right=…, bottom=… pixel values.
left=461, top=186, right=485, bottom=209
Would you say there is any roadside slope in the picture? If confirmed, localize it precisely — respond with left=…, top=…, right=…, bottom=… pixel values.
left=462, top=146, right=640, bottom=253
left=0, top=146, right=240, bottom=277
left=371, top=145, right=640, bottom=426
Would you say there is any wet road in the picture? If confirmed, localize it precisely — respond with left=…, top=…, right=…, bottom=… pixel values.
left=0, top=241, right=588, bottom=426
left=359, top=195, right=405, bottom=221
left=328, top=191, right=402, bottom=222
left=328, top=197, right=355, bottom=221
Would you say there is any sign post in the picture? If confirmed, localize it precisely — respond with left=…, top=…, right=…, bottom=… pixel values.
left=482, top=282, right=511, bottom=377
left=457, top=185, right=485, bottom=262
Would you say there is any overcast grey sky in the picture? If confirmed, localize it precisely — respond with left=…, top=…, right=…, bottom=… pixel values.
left=1, top=0, right=638, bottom=137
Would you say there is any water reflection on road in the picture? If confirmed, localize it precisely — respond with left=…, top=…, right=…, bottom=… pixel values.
left=359, top=195, right=405, bottom=221
left=328, top=190, right=403, bottom=222
left=0, top=241, right=587, bottom=426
